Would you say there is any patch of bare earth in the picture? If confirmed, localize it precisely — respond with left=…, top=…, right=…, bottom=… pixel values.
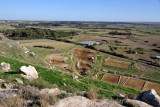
left=50, top=60, right=72, bottom=73
left=102, top=73, right=120, bottom=84
left=73, top=49, right=97, bottom=62
left=142, top=81, right=160, bottom=94
left=77, top=61, right=92, bottom=70
left=124, top=78, right=145, bottom=90
left=104, top=58, right=132, bottom=69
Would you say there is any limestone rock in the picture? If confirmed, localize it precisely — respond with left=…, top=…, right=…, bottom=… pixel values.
left=0, top=89, right=18, bottom=99
left=0, top=62, right=10, bottom=72
left=15, top=78, right=23, bottom=84
left=123, top=98, right=153, bottom=107
left=54, top=96, right=123, bottom=107
left=3, top=83, right=13, bottom=89
left=72, top=75, right=78, bottom=81
left=40, top=88, right=62, bottom=96
left=137, top=89, right=160, bottom=107
left=19, top=65, right=38, bottom=80
left=0, top=79, right=6, bottom=83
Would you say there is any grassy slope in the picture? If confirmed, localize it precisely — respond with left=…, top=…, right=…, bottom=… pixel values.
left=0, top=37, right=51, bottom=68
left=0, top=56, right=140, bottom=100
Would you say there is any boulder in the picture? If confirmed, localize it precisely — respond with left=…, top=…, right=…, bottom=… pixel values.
left=15, top=78, right=23, bottom=84
left=137, top=89, right=160, bottom=107
left=2, top=83, right=13, bottom=89
left=19, top=65, right=38, bottom=80
left=0, top=89, right=18, bottom=99
left=54, top=96, right=123, bottom=107
left=40, top=88, right=62, bottom=96
left=0, top=62, right=10, bottom=72
left=123, top=98, right=153, bottom=107
left=72, top=75, right=78, bottom=81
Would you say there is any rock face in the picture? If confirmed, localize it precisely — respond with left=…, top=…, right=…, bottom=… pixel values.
left=123, top=99, right=153, bottom=107
left=19, top=65, right=38, bottom=80
left=137, top=89, right=160, bottom=107
left=0, top=62, right=10, bottom=72
left=0, top=89, right=18, bottom=99
left=54, top=96, right=123, bottom=107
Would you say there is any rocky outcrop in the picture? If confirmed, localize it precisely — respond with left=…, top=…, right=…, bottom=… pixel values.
left=40, top=88, right=64, bottom=96
left=15, top=78, right=23, bottom=84
left=0, top=62, right=10, bottom=72
left=137, top=89, right=160, bottom=107
left=54, top=96, right=123, bottom=107
left=0, top=89, right=18, bottom=99
left=19, top=65, right=38, bottom=80
left=123, top=98, right=153, bottom=107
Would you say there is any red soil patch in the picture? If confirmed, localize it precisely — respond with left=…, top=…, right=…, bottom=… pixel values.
left=73, top=49, right=96, bottom=62
left=124, top=78, right=145, bottom=90
left=50, top=60, right=72, bottom=73
left=142, top=82, right=160, bottom=94
left=77, top=61, right=92, bottom=70
left=102, top=73, right=120, bottom=84
left=104, top=58, right=132, bottom=69
left=119, top=76, right=128, bottom=85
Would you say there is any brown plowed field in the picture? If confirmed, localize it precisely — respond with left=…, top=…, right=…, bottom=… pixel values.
left=77, top=61, right=92, bottom=70
left=104, top=58, right=132, bottom=69
left=142, top=82, right=160, bottom=94
left=50, top=60, right=72, bottom=72
left=73, top=49, right=96, bottom=62
left=124, top=78, right=145, bottom=90
left=119, top=76, right=128, bottom=85
left=102, top=73, right=120, bottom=84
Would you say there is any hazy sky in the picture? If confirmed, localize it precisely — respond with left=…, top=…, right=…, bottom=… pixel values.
left=0, top=0, right=160, bottom=22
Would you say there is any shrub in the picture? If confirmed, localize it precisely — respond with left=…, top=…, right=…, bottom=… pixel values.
left=86, top=88, right=98, bottom=100
left=0, top=97, right=24, bottom=107
left=29, top=78, right=58, bottom=89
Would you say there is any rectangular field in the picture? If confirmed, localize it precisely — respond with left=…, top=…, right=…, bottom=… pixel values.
left=104, top=58, right=132, bottom=69
left=102, top=73, right=120, bottom=84
left=119, top=76, right=128, bottom=85
left=124, top=78, right=145, bottom=90
left=21, top=40, right=74, bottom=49
left=142, top=82, right=160, bottom=94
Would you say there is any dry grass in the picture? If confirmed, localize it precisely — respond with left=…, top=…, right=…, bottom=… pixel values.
left=104, top=58, right=132, bottom=69
left=0, top=97, right=24, bottom=107
left=86, top=88, right=98, bottom=100
left=22, top=41, right=74, bottom=49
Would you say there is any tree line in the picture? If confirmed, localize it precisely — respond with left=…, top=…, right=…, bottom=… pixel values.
left=3, top=28, right=77, bottom=40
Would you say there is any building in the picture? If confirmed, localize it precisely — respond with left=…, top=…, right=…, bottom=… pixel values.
left=78, top=41, right=100, bottom=46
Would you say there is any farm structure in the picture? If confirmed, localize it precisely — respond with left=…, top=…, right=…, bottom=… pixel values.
left=78, top=41, right=100, bottom=46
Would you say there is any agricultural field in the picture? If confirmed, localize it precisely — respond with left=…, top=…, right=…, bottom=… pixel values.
left=142, top=82, right=160, bottom=94
left=0, top=21, right=160, bottom=96
left=124, top=78, right=145, bottom=90
left=104, top=58, right=132, bottom=69
left=102, top=73, right=120, bottom=84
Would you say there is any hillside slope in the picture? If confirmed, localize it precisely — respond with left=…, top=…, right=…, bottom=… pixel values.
left=0, top=34, right=52, bottom=68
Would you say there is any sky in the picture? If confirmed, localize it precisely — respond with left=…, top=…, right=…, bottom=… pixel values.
left=0, top=0, right=160, bottom=22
